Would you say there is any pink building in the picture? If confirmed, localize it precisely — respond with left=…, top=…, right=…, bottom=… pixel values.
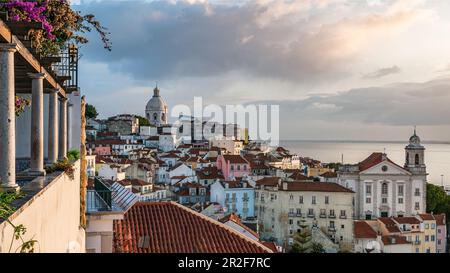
left=217, top=155, right=250, bottom=180
left=94, top=146, right=111, bottom=156
left=434, top=214, right=447, bottom=253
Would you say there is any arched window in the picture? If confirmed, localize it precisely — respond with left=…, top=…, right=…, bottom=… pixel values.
left=406, top=153, right=409, bottom=165
left=153, top=113, right=158, bottom=121
left=382, top=183, right=388, bottom=195
left=415, top=154, right=420, bottom=165
left=161, top=113, right=166, bottom=121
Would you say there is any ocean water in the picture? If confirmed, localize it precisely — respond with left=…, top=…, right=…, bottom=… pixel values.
left=280, top=141, right=450, bottom=186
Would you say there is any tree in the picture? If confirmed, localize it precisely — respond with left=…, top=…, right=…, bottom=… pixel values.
left=85, top=104, right=98, bottom=120
left=136, top=115, right=151, bottom=126
left=426, top=183, right=450, bottom=217
left=290, top=218, right=313, bottom=253
left=311, top=243, right=325, bottom=253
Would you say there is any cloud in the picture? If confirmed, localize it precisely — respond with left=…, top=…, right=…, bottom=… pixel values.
left=363, top=65, right=401, bottom=79
left=75, top=0, right=429, bottom=84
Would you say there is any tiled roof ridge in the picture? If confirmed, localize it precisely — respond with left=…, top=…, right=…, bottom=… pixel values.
left=161, top=202, right=273, bottom=253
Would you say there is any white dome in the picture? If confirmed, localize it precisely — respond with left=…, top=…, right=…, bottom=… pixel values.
left=146, top=87, right=167, bottom=111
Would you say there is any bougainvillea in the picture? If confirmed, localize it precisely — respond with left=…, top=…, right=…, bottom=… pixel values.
left=15, top=96, right=30, bottom=117
left=0, top=0, right=111, bottom=56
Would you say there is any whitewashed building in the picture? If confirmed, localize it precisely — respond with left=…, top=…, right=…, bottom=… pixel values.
left=337, top=130, right=427, bottom=219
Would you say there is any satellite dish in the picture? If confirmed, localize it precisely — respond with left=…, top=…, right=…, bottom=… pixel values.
left=365, top=240, right=381, bottom=253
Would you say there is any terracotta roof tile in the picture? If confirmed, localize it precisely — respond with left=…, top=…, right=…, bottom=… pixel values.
left=378, top=218, right=402, bottom=233
left=418, top=214, right=434, bottom=221
left=381, top=235, right=410, bottom=245
left=434, top=214, right=446, bottom=225
left=393, top=217, right=421, bottom=225
left=221, top=155, right=249, bottom=164
left=354, top=221, right=377, bottom=239
left=113, top=202, right=272, bottom=253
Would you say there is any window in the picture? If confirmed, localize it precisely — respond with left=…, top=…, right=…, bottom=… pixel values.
left=381, top=183, right=388, bottom=195
left=230, top=165, right=234, bottom=171
left=296, top=209, right=301, bottom=216
left=431, top=223, right=435, bottom=229
left=299, top=196, right=303, bottom=204
left=341, top=225, right=345, bottom=229
left=289, top=208, right=294, bottom=215
left=415, top=202, right=420, bottom=210
left=382, top=197, right=388, bottom=204
left=425, top=235, right=429, bottom=242
left=330, top=221, right=335, bottom=228
left=308, top=209, right=314, bottom=217
left=289, top=219, right=293, bottom=225
left=431, top=235, right=435, bottom=242
left=340, top=210, right=346, bottom=218
left=243, top=165, right=247, bottom=170
left=366, top=197, right=371, bottom=204
left=415, top=154, right=420, bottom=165
left=312, top=196, right=316, bottom=205
left=406, top=153, right=409, bottom=165
left=289, top=194, right=294, bottom=201
left=425, top=223, right=429, bottom=229
left=237, top=165, right=241, bottom=171
left=329, top=210, right=335, bottom=217
left=366, top=184, right=372, bottom=195
left=325, top=196, right=329, bottom=204
left=415, top=188, right=420, bottom=197
left=398, top=197, right=403, bottom=204
left=320, top=209, right=326, bottom=216
left=398, top=185, right=404, bottom=196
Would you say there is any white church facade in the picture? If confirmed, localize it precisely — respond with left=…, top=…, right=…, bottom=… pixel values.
left=337, top=130, right=427, bottom=220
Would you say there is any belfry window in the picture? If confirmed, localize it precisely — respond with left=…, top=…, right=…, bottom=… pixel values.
left=415, top=154, right=420, bottom=165
left=153, top=113, right=158, bottom=121
left=406, top=153, right=409, bottom=165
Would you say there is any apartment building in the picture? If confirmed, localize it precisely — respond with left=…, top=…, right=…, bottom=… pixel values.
left=255, top=179, right=354, bottom=251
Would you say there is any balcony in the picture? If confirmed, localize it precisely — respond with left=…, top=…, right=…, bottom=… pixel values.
left=328, top=214, right=336, bottom=219
left=0, top=161, right=84, bottom=253
left=328, top=226, right=336, bottom=232
left=339, top=215, right=347, bottom=219
left=307, top=213, right=315, bottom=218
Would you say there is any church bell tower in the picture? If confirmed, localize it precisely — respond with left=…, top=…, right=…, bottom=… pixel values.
left=404, top=127, right=426, bottom=174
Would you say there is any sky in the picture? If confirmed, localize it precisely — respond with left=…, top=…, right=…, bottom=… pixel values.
left=73, top=0, right=450, bottom=141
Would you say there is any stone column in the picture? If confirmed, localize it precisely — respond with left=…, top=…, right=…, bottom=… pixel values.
left=47, top=88, right=59, bottom=164
left=58, top=97, right=68, bottom=160
left=67, top=102, right=73, bottom=151
left=28, top=73, right=46, bottom=176
left=0, top=44, right=19, bottom=192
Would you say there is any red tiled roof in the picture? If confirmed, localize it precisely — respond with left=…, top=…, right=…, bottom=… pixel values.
left=284, top=182, right=354, bottom=193
left=219, top=213, right=259, bottom=239
left=196, top=167, right=223, bottom=180
left=113, top=202, right=272, bottom=253
left=320, top=171, right=337, bottom=178
left=359, top=153, right=407, bottom=172
left=393, top=217, right=420, bottom=225
left=434, top=214, right=446, bottom=225
left=261, top=241, right=278, bottom=253
left=418, top=214, right=434, bottom=221
left=378, top=218, right=402, bottom=233
left=256, top=177, right=279, bottom=187
left=221, top=155, right=249, bottom=164
left=381, top=235, right=410, bottom=245
left=354, top=221, right=377, bottom=239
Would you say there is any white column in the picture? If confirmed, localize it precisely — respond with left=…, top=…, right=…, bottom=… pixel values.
left=47, top=88, right=59, bottom=164
left=0, top=44, right=19, bottom=191
left=58, top=97, right=68, bottom=160
left=28, top=73, right=46, bottom=176
left=67, top=102, right=73, bottom=151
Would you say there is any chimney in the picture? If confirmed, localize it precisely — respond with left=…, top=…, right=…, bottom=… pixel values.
left=225, top=183, right=229, bottom=189
left=391, top=237, right=396, bottom=244
left=283, top=182, right=288, bottom=191
left=242, top=182, right=247, bottom=188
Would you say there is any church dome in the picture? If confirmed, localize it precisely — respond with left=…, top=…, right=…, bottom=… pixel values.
left=146, top=86, right=167, bottom=112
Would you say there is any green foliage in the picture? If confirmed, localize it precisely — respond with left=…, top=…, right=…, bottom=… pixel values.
left=324, top=162, right=342, bottom=172
left=136, top=115, right=151, bottom=126
left=85, top=103, right=98, bottom=120
left=290, top=218, right=313, bottom=253
left=426, top=183, right=450, bottom=218
left=45, top=159, right=75, bottom=180
left=311, top=243, right=325, bottom=253
left=67, top=150, right=80, bottom=161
